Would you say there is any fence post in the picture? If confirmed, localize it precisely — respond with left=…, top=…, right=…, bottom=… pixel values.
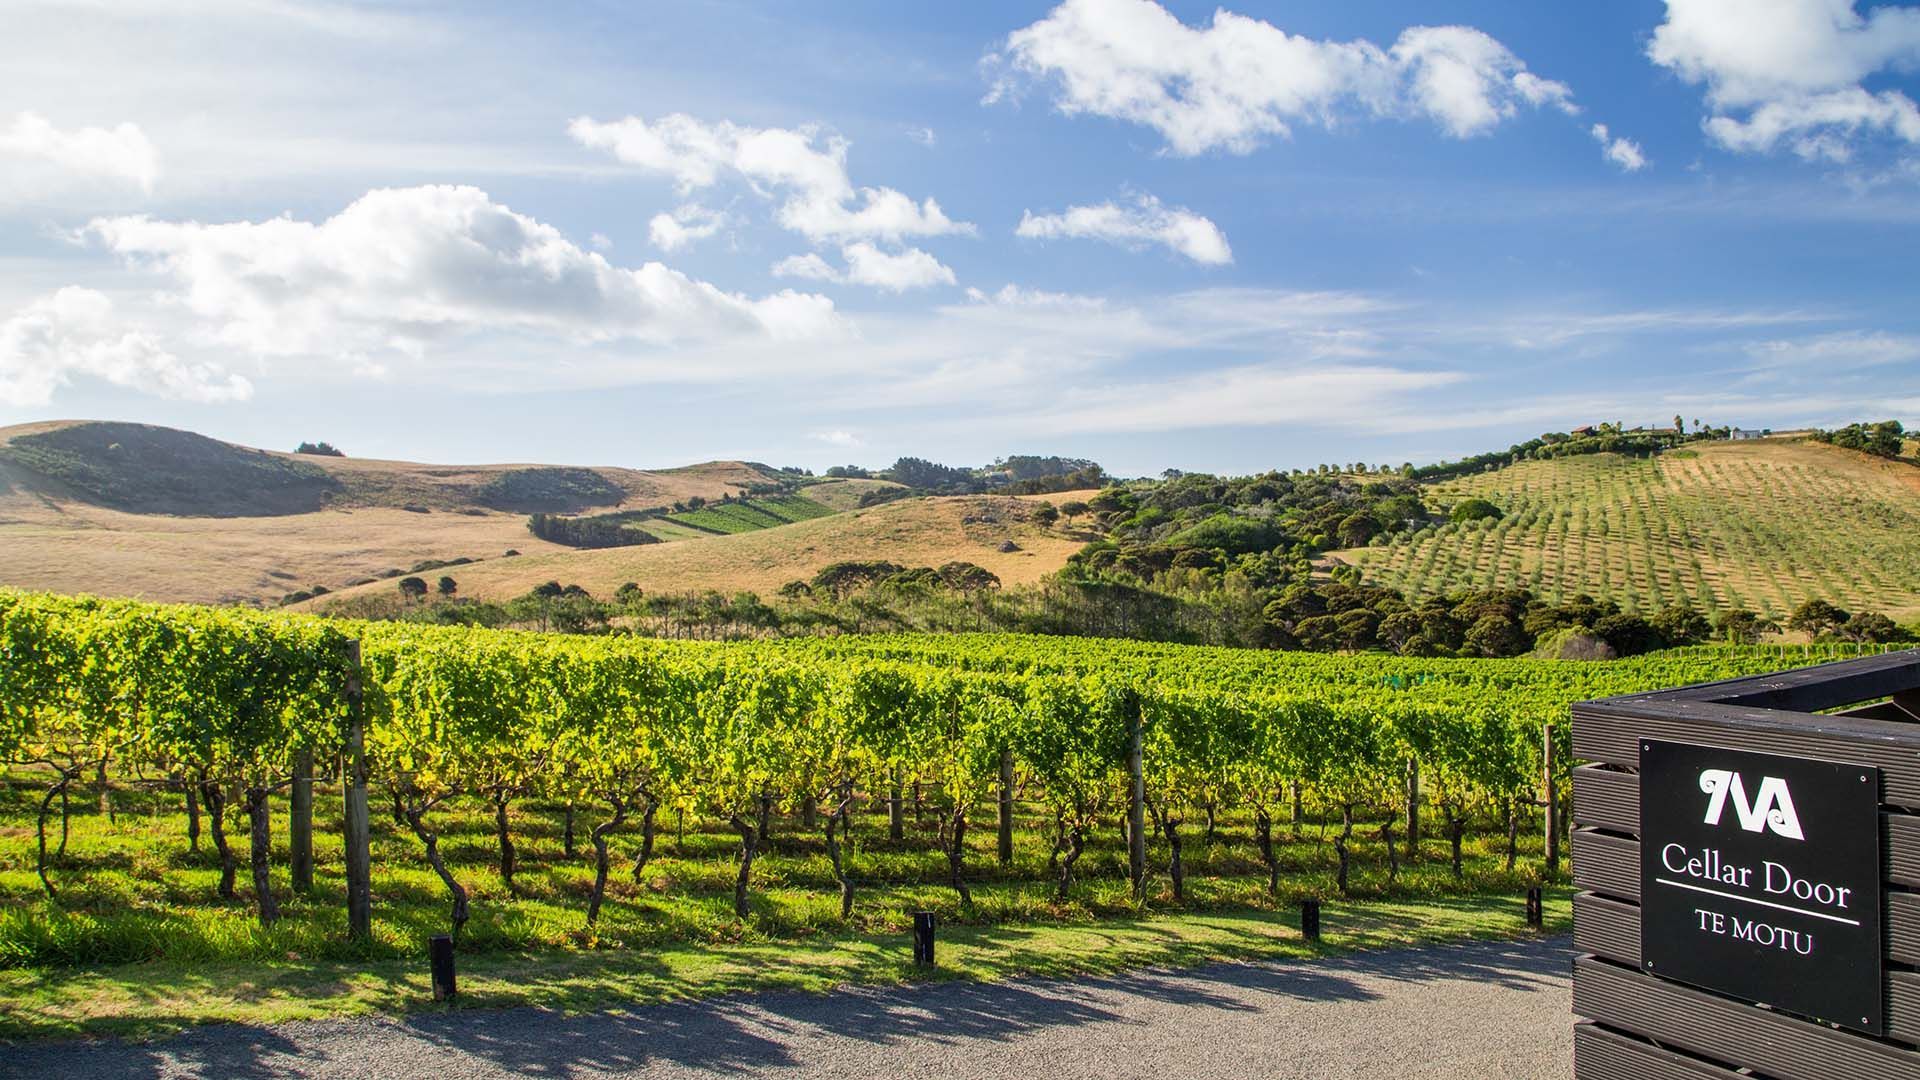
left=430, top=933, right=457, bottom=1000
left=1127, top=689, right=1146, bottom=900
left=997, top=747, right=1014, bottom=866
left=888, top=769, right=904, bottom=841
left=290, top=749, right=313, bottom=892
left=1405, top=757, right=1419, bottom=862
left=1543, top=723, right=1560, bottom=874
left=913, top=911, right=936, bottom=967
left=1300, top=899, right=1321, bottom=942
left=344, top=640, right=372, bottom=943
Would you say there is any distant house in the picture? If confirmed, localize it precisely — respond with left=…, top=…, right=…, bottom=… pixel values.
left=1570, top=425, right=1597, bottom=437
left=1730, top=428, right=1764, bottom=440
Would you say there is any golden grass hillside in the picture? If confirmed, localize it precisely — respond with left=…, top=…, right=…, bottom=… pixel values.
left=0, top=421, right=788, bottom=605
left=313, top=494, right=1084, bottom=604
left=1342, top=438, right=1920, bottom=619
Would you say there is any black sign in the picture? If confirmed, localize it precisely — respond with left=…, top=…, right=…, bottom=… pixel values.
left=1639, top=739, right=1882, bottom=1035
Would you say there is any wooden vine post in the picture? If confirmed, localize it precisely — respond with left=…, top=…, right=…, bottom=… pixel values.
left=997, top=746, right=1015, bottom=866
left=1126, top=689, right=1146, bottom=900
left=289, top=749, right=313, bottom=892
left=1543, top=723, right=1560, bottom=873
left=1405, top=757, right=1419, bottom=861
left=342, top=639, right=372, bottom=942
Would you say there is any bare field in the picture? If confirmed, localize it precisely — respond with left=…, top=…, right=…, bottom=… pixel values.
left=0, top=500, right=557, bottom=605
left=312, top=494, right=1084, bottom=604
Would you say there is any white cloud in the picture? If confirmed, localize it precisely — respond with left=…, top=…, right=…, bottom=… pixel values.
left=647, top=204, right=729, bottom=252
left=1016, top=194, right=1232, bottom=264
left=987, top=0, right=1582, bottom=155
left=810, top=429, right=864, bottom=447
left=590, top=232, right=613, bottom=250
left=0, top=287, right=250, bottom=406
left=569, top=114, right=974, bottom=243
left=1744, top=329, right=1920, bottom=369
left=906, top=126, right=937, bottom=147
left=1590, top=123, right=1649, bottom=171
left=80, top=185, right=841, bottom=370
left=0, top=111, right=159, bottom=192
left=1649, top=0, right=1920, bottom=159
left=1040, top=362, right=1465, bottom=434
left=773, top=243, right=957, bottom=292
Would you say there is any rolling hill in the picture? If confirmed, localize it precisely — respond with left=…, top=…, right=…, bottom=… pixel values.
left=0, top=421, right=805, bottom=605
left=308, top=493, right=1080, bottom=605
left=1340, top=437, right=1920, bottom=620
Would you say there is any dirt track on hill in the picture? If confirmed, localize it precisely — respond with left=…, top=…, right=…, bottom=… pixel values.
left=0, top=936, right=1574, bottom=1080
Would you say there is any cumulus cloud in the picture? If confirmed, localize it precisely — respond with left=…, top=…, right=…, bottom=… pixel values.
left=1016, top=194, right=1232, bottom=264
left=986, top=0, right=1581, bottom=155
left=1591, top=124, right=1649, bottom=171
left=569, top=114, right=973, bottom=243
left=810, top=429, right=864, bottom=447
left=648, top=204, right=729, bottom=251
left=773, top=242, right=957, bottom=292
left=0, top=112, right=159, bottom=192
left=79, top=185, right=841, bottom=370
left=1649, top=0, right=1920, bottom=159
left=0, top=287, right=250, bottom=406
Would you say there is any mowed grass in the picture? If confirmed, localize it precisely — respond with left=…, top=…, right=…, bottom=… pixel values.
left=1346, top=439, right=1920, bottom=620
left=0, top=771, right=1564, bottom=1039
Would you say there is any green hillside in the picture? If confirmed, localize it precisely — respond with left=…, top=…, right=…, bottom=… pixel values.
left=1343, top=438, right=1920, bottom=620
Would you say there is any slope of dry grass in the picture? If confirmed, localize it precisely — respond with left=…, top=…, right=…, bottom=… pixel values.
left=0, top=421, right=793, bottom=605
left=313, top=494, right=1084, bottom=604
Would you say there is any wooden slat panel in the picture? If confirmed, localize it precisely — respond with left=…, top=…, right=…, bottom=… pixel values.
left=1574, top=891, right=1639, bottom=963
left=1572, top=765, right=1638, bottom=833
left=1573, top=698, right=1920, bottom=808
left=1574, top=1023, right=1753, bottom=1080
left=1572, top=828, right=1639, bottom=900
left=1893, top=816, right=1920, bottom=889
left=1573, top=956, right=1920, bottom=1080
left=1896, top=893, right=1920, bottom=966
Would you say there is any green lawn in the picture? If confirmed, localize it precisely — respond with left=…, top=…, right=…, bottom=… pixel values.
left=0, top=771, right=1566, bottom=1041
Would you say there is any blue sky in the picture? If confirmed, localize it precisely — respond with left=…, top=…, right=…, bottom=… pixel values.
left=2, top=0, right=1918, bottom=477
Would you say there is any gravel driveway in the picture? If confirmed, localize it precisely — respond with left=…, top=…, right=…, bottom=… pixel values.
left=0, top=936, right=1574, bottom=1080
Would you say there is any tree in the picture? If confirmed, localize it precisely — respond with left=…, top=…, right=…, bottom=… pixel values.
left=293, top=441, right=344, bottom=456
left=398, top=577, right=428, bottom=602
left=436, top=576, right=457, bottom=598
left=1059, top=500, right=1089, bottom=526
left=1787, top=599, right=1850, bottom=637
left=1843, top=611, right=1908, bottom=643
left=1448, top=498, right=1503, bottom=524
left=1031, top=504, right=1060, bottom=528
left=1714, top=608, right=1777, bottom=644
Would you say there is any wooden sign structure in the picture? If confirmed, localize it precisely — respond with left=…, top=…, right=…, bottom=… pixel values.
left=1572, top=649, right=1920, bottom=1080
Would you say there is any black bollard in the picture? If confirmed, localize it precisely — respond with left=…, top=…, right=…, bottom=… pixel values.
left=1526, top=886, right=1543, bottom=928
left=913, top=911, right=936, bottom=967
left=430, top=934, right=457, bottom=1001
left=1300, top=899, right=1321, bottom=942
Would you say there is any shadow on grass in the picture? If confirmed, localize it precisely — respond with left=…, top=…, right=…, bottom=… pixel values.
left=0, top=935, right=1570, bottom=1078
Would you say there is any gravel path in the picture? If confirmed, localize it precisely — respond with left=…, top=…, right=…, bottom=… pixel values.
left=0, top=936, right=1574, bottom=1080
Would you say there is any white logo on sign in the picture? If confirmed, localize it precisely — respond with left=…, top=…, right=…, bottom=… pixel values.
left=1698, top=769, right=1804, bottom=840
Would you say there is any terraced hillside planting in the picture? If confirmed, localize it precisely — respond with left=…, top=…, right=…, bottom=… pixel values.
left=659, top=495, right=834, bottom=536
left=1344, top=439, right=1920, bottom=619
